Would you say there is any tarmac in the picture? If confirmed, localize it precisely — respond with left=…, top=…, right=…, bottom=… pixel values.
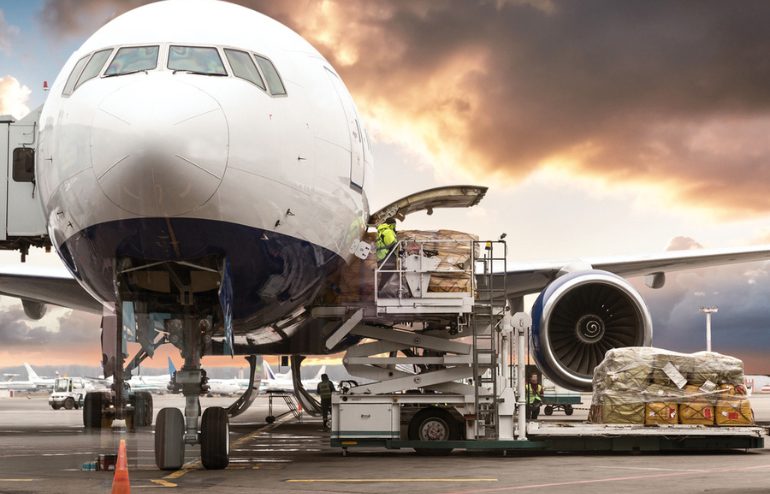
left=0, top=393, right=769, bottom=493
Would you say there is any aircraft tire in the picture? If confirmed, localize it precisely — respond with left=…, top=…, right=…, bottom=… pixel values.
left=408, top=407, right=456, bottom=456
left=83, top=392, right=104, bottom=429
left=201, top=406, right=229, bottom=470
left=155, top=407, right=185, bottom=470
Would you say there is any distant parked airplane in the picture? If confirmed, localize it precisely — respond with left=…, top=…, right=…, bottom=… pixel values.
left=260, top=361, right=327, bottom=394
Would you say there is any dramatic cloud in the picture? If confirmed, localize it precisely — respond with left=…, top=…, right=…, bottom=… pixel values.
left=0, top=303, right=100, bottom=348
left=0, top=75, right=31, bottom=119
left=38, top=1, right=770, bottom=215
left=0, top=10, right=19, bottom=55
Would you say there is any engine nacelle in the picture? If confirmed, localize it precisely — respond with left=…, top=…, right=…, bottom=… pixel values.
left=22, top=299, right=47, bottom=320
left=531, top=270, right=652, bottom=391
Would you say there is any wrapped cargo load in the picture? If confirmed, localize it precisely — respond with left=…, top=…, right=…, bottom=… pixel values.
left=591, top=347, right=753, bottom=426
left=332, top=230, right=478, bottom=303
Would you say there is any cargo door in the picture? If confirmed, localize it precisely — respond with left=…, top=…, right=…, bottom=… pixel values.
left=7, top=108, right=46, bottom=238
left=324, top=68, right=365, bottom=190
left=368, top=185, right=488, bottom=226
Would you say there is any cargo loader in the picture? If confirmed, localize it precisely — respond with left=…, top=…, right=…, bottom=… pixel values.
left=322, top=238, right=764, bottom=455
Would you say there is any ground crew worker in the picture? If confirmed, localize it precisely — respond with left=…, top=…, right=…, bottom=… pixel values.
left=316, top=373, right=335, bottom=430
left=376, top=217, right=398, bottom=294
left=526, top=373, right=544, bottom=420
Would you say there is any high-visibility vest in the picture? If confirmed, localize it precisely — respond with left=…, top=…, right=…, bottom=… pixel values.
left=376, top=223, right=397, bottom=261
left=526, top=383, right=543, bottom=404
left=317, top=381, right=334, bottom=399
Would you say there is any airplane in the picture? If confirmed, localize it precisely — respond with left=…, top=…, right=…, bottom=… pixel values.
left=259, top=361, right=327, bottom=394
left=0, top=0, right=770, bottom=470
left=126, top=357, right=177, bottom=394
left=0, top=363, right=57, bottom=391
left=23, top=363, right=57, bottom=390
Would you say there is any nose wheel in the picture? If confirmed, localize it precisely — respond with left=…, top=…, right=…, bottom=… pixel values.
left=201, top=407, right=230, bottom=470
left=154, top=317, right=230, bottom=470
left=155, top=408, right=185, bottom=470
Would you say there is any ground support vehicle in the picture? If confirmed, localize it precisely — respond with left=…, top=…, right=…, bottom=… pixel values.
left=49, top=377, right=87, bottom=410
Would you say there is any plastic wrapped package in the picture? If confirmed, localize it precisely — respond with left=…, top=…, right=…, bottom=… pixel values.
left=679, top=385, right=715, bottom=425
left=642, top=384, right=681, bottom=425
left=716, top=398, right=754, bottom=426
left=686, top=352, right=744, bottom=386
left=591, top=347, right=752, bottom=426
left=331, top=230, right=477, bottom=303
left=599, top=394, right=645, bottom=425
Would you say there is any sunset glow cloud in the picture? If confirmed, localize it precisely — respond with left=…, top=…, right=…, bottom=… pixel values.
left=37, top=1, right=770, bottom=217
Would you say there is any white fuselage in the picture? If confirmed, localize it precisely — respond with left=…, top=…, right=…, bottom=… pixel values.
left=35, top=0, right=374, bottom=346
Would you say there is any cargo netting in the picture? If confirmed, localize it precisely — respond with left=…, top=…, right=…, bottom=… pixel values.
left=589, top=347, right=753, bottom=426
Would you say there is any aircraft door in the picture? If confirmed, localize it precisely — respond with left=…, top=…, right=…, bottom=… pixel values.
left=324, top=68, right=364, bottom=189
left=7, top=111, right=46, bottom=237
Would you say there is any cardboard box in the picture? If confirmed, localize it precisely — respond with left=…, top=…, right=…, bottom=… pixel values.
left=679, top=402, right=715, bottom=425
left=716, top=399, right=753, bottom=426
left=645, top=402, right=678, bottom=425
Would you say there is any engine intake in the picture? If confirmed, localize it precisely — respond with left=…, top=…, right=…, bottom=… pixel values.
left=531, top=270, right=652, bottom=391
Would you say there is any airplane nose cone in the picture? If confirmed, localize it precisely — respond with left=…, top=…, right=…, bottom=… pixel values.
left=91, top=78, right=228, bottom=216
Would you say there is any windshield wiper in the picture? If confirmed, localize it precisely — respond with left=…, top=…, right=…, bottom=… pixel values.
left=172, top=70, right=227, bottom=76
left=103, top=69, right=149, bottom=78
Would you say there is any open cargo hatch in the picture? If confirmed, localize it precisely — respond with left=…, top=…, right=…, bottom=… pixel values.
left=367, top=185, right=487, bottom=226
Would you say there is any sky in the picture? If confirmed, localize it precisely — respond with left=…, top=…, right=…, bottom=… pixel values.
left=0, top=0, right=770, bottom=373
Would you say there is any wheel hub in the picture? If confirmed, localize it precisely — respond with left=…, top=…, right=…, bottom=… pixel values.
left=420, top=419, right=449, bottom=441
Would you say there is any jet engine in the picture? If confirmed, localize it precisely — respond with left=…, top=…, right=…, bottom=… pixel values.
left=22, top=299, right=47, bottom=320
left=531, top=270, right=652, bottom=391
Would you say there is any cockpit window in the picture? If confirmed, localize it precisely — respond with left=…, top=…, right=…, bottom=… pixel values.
left=62, top=55, right=90, bottom=96
left=224, top=49, right=265, bottom=90
left=168, top=46, right=227, bottom=75
left=254, top=55, right=287, bottom=96
left=104, top=46, right=159, bottom=77
left=75, top=49, right=113, bottom=89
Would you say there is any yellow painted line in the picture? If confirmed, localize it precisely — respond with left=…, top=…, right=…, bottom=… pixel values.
left=286, top=478, right=498, bottom=483
left=163, top=468, right=192, bottom=480
left=150, top=479, right=177, bottom=488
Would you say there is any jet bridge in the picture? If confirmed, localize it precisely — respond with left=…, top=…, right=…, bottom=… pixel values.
left=0, top=107, right=50, bottom=261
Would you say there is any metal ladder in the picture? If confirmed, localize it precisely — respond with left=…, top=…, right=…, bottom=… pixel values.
left=472, top=240, right=508, bottom=439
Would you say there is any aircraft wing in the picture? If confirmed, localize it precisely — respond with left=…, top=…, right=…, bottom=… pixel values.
left=482, top=245, right=770, bottom=300
left=0, top=266, right=103, bottom=314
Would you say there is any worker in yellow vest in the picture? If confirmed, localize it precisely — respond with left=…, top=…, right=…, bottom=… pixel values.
left=316, top=374, right=335, bottom=431
left=375, top=218, right=398, bottom=295
left=526, top=373, right=544, bottom=420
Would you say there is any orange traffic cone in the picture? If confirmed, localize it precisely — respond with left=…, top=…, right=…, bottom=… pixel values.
left=111, top=439, right=130, bottom=494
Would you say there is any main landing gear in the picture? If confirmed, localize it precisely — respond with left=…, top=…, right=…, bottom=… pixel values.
left=82, top=308, right=155, bottom=432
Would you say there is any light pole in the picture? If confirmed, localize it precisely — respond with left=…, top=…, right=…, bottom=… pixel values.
left=700, top=306, right=718, bottom=352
